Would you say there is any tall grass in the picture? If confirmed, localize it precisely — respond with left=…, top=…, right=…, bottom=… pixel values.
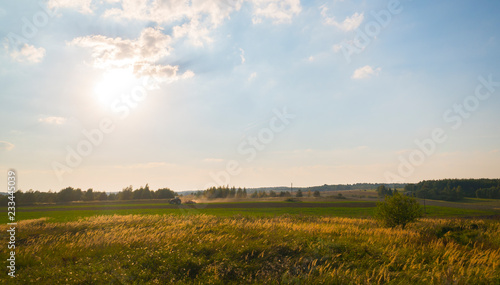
left=1, top=214, right=499, bottom=284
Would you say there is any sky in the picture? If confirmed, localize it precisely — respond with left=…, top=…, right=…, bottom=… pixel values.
left=1, top=0, right=499, bottom=192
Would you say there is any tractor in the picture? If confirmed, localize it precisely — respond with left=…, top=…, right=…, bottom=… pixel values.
left=169, top=197, right=181, bottom=205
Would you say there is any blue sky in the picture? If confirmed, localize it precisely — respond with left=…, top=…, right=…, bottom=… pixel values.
left=1, top=0, right=499, bottom=192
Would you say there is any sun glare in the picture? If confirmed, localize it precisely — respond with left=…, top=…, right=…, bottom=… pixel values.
left=93, top=69, right=139, bottom=107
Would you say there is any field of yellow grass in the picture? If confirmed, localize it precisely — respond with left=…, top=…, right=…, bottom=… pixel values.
left=1, top=214, right=499, bottom=284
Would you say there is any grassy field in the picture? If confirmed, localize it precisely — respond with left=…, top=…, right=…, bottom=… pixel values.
left=14, top=199, right=500, bottom=223
left=1, top=214, right=500, bottom=284
left=2, top=199, right=500, bottom=284
left=18, top=205, right=497, bottom=223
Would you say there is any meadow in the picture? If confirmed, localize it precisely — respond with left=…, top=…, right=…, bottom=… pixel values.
left=14, top=198, right=500, bottom=222
left=1, top=199, right=500, bottom=284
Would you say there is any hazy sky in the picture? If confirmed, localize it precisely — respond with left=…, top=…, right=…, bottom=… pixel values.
left=1, top=0, right=499, bottom=192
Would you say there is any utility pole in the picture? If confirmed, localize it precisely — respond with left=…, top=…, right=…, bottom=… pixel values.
left=291, top=183, right=293, bottom=194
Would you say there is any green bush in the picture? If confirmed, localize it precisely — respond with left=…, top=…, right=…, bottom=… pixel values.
left=375, top=191, right=423, bottom=229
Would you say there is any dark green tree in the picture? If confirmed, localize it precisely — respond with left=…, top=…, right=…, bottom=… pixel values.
left=156, top=188, right=176, bottom=199
left=377, top=185, right=393, bottom=197
left=83, top=189, right=94, bottom=201
left=279, top=191, right=291, bottom=197
left=236, top=188, right=243, bottom=198
left=140, top=184, right=153, bottom=199
left=375, top=192, right=423, bottom=229
left=229, top=187, right=236, bottom=198
left=97, top=192, right=107, bottom=201
left=57, top=187, right=82, bottom=203
left=20, top=190, right=36, bottom=205
left=118, top=186, right=133, bottom=200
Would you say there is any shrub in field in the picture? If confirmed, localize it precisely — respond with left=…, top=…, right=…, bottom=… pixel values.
left=375, top=191, right=423, bottom=229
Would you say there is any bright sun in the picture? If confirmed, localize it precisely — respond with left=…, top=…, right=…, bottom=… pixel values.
left=93, top=69, right=139, bottom=107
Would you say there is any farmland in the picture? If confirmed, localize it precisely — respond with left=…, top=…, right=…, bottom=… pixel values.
left=13, top=196, right=500, bottom=222
left=2, top=197, right=500, bottom=284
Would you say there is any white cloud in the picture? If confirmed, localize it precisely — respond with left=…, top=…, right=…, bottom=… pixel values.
left=69, top=27, right=193, bottom=82
left=134, top=63, right=195, bottom=86
left=172, top=17, right=214, bottom=47
left=321, top=6, right=364, bottom=32
left=133, top=63, right=178, bottom=78
left=48, top=0, right=94, bottom=14
left=181, top=70, right=196, bottom=79
left=0, top=141, right=14, bottom=151
left=69, top=27, right=172, bottom=69
left=251, top=0, right=302, bottom=24
left=47, top=0, right=301, bottom=28
left=191, top=0, right=244, bottom=27
left=47, top=0, right=300, bottom=49
left=69, top=35, right=138, bottom=68
left=103, top=0, right=243, bottom=46
left=338, top=12, right=364, bottom=31
left=8, top=43, right=46, bottom=63
left=38, top=116, right=67, bottom=125
left=248, top=72, right=257, bottom=81
left=351, top=65, right=381, bottom=79
left=239, top=48, right=246, bottom=64
left=103, top=0, right=242, bottom=27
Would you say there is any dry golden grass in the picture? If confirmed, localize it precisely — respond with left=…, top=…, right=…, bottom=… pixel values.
left=1, top=215, right=499, bottom=284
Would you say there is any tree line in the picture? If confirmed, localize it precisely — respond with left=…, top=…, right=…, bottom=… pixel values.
left=404, top=179, right=500, bottom=201
left=2, top=184, right=177, bottom=205
left=307, top=183, right=407, bottom=192
left=249, top=189, right=321, bottom=198
left=376, top=185, right=398, bottom=197
left=194, top=186, right=248, bottom=199
left=474, top=186, right=500, bottom=199
left=194, top=186, right=322, bottom=199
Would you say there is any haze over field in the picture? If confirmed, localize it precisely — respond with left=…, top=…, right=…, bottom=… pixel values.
left=1, top=1, right=499, bottom=192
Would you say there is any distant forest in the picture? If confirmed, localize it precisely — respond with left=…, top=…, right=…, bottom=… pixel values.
left=193, top=186, right=313, bottom=199
left=304, top=183, right=407, bottom=192
left=3, top=184, right=177, bottom=205
left=404, top=179, right=500, bottom=201
left=242, top=183, right=407, bottom=193
left=3, top=179, right=499, bottom=205
left=3, top=183, right=407, bottom=205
